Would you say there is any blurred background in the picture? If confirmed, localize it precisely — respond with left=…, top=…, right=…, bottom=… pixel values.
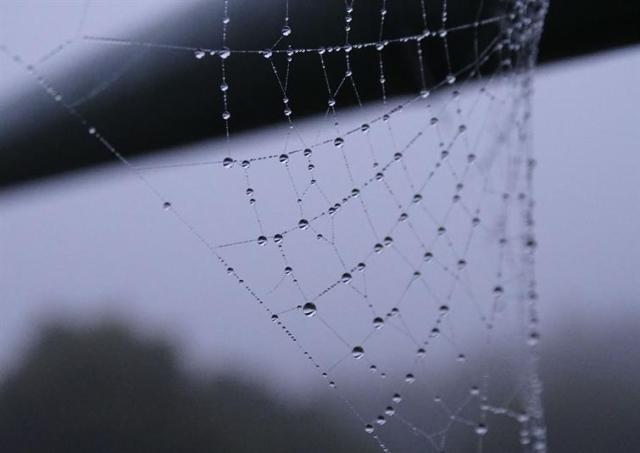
left=1, top=1, right=639, bottom=452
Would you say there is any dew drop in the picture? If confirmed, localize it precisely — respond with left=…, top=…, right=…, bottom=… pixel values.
left=376, top=415, right=386, bottom=425
left=364, top=424, right=374, bottom=434
left=341, top=272, right=352, bottom=284
left=352, top=346, right=365, bottom=359
left=424, top=251, right=433, bottom=262
left=405, top=373, right=416, bottom=384
left=281, top=25, right=292, bottom=36
left=88, top=127, right=96, bottom=135
left=194, top=49, right=206, bottom=59
left=241, top=160, right=250, bottom=168
left=475, top=423, right=488, bottom=436
left=392, top=393, right=402, bottom=403
left=439, top=304, right=450, bottom=315
left=274, top=234, right=283, bottom=243
left=222, top=157, right=234, bottom=168
left=220, top=82, right=229, bottom=92
left=356, top=262, right=366, bottom=271
left=399, top=212, right=408, bottom=222
left=361, top=123, right=370, bottom=132
left=385, top=406, right=395, bottom=416
left=351, top=188, right=360, bottom=197
left=162, top=202, right=171, bottom=210
left=412, top=193, right=423, bottom=203
left=383, top=236, right=393, bottom=246
left=257, top=235, right=267, bottom=246
left=222, top=111, right=231, bottom=120
left=303, top=148, right=312, bottom=157
left=470, top=385, right=480, bottom=396
left=416, top=348, right=426, bottom=357
left=219, top=47, right=231, bottom=59
left=334, top=137, right=344, bottom=147
left=302, top=302, right=317, bottom=317
left=446, top=74, right=457, bottom=85
left=327, top=98, right=336, bottom=107
left=373, top=317, right=384, bottom=329
left=279, top=153, right=289, bottom=164
left=374, top=243, right=384, bottom=253
left=298, top=219, right=309, bottom=230
left=262, top=49, right=273, bottom=59
left=430, top=117, right=439, bottom=126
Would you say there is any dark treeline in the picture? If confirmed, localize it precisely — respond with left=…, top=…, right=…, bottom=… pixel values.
left=1, top=0, right=638, bottom=188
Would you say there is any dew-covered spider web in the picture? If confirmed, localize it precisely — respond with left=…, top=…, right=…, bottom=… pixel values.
left=2, top=0, right=549, bottom=451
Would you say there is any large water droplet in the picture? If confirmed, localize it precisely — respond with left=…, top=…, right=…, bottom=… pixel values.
left=373, top=317, right=384, bottom=329
left=352, top=346, right=365, bottom=359
left=334, top=137, right=344, bottom=147
left=303, top=302, right=317, bottom=317
left=281, top=25, right=292, bottom=36
left=405, top=373, right=416, bottom=384
left=298, top=219, right=309, bottom=230
left=194, top=49, right=206, bottom=59
left=392, top=393, right=402, bottom=403
left=257, top=235, right=267, bottom=246
left=385, top=406, right=395, bottom=416
left=222, top=157, right=234, bottom=168
left=341, top=272, right=352, bottom=284
left=219, top=47, right=231, bottom=59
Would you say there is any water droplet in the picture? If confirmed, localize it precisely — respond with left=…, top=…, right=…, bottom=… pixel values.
left=334, top=137, right=344, bottom=147
left=385, top=406, right=395, bottom=416
left=392, top=393, right=402, bottom=403
left=222, top=111, right=231, bottom=120
left=298, top=219, right=309, bottom=230
left=257, top=235, right=267, bottom=246
left=219, top=82, right=229, bottom=92
left=457, top=353, right=466, bottom=362
left=262, top=49, right=273, bottom=59
left=219, top=47, right=231, bottom=59
left=439, top=304, right=449, bottom=315
left=341, top=272, right=352, bottom=284
left=446, top=74, right=457, bottom=85
left=369, top=364, right=377, bottom=373
left=424, top=251, right=433, bottom=262
left=430, top=117, right=439, bottom=126
left=376, top=415, right=386, bottom=425
left=352, top=346, right=364, bottom=359
left=274, top=234, right=283, bottom=243
left=475, top=423, right=488, bottom=436
left=351, top=188, right=360, bottom=197
left=375, top=172, right=384, bottom=181
left=374, top=243, right=384, bottom=253
left=457, top=259, right=467, bottom=269
left=470, top=385, right=480, bottom=396
left=467, top=153, right=477, bottom=163
left=303, top=302, right=317, bottom=317
left=303, top=148, right=312, bottom=157
left=405, top=373, right=416, bottom=384
left=327, top=98, right=336, bottom=107
left=437, top=226, right=446, bottom=235
left=88, top=127, right=96, bottom=135
left=528, top=331, right=540, bottom=346
left=241, top=160, right=250, bottom=168
left=412, top=193, right=423, bottom=203
left=375, top=42, right=385, bottom=51
left=163, top=202, right=171, bottom=210
left=281, top=25, right=292, bottom=36
left=364, top=424, right=374, bottom=434
left=361, top=123, right=370, bottom=132
left=459, top=124, right=467, bottom=133
left=279, top=153, right=289, bottom=164
left=284, top=107, right=292, bottom=116
left=493, top=285, right=504, bottom=297
left=373, top=317, right=384, bottom=329
left=222, top=157, right=234, bottom=168
left=194, top=49, right=206, bottom=59
left=222, top=16, right=230, bottom=25
left=416, top=348, right=426, bottom=357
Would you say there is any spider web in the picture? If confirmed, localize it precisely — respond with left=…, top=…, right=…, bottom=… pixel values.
left=2, top=0, right=549, bottom=451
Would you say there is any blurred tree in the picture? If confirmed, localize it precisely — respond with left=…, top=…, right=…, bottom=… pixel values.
left=0, top=321, right=374, bottom=453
